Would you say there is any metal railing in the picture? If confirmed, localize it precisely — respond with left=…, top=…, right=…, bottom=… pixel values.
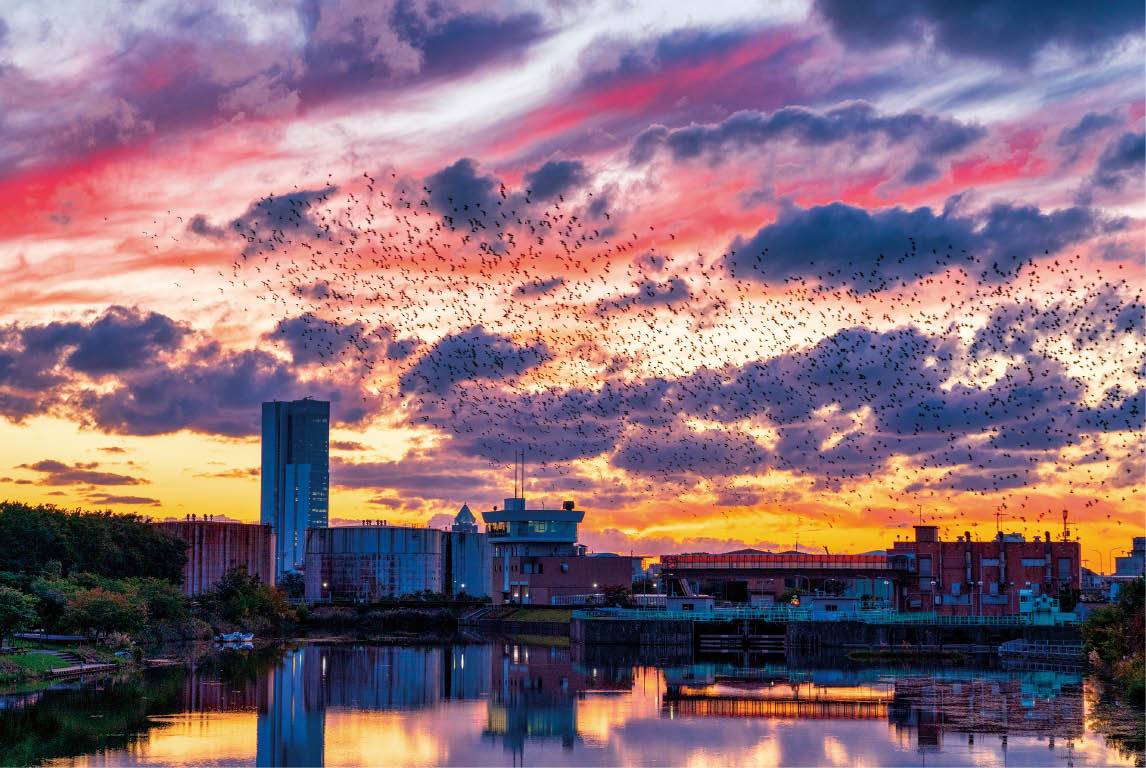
left=571, top=607, right=1080, bottom=626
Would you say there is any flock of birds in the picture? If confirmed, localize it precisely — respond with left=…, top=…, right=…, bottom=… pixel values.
left=167, top=168, right=1143, bottom=539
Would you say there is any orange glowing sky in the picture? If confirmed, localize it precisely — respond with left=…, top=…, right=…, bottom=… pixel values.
left=1, top=1, right=1143, bottom=562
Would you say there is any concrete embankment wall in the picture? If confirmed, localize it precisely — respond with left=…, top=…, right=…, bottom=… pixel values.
left=570, top=616, right=692, bottom=646
left=472, top=619, right=569, bottom=636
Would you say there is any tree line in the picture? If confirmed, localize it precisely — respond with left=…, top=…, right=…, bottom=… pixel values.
left=0, top=501, right=292, bottom=646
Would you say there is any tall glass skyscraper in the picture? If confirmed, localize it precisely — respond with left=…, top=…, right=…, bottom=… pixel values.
left=261, top=398, right=329, bottom=579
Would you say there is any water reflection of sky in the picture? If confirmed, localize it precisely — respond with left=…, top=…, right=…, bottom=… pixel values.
left=37, top=643, right=1139, bottom=767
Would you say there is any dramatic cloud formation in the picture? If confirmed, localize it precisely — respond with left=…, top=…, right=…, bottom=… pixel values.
left=399, top=326, right=550, bottom=395
left=631, top=103, right=985, bottom=173
left=0, top=1, right=1140, bottom=546
left=726, top=201, right=1118, bottom=291
left=17, top=459, right=148, bottom=487
left=815, top=0, right=1145, bottom=66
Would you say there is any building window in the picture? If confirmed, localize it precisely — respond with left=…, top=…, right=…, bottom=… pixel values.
left=1058, top=558, right=1071, bottom=580
left=919, top=556, right=932, bottom=576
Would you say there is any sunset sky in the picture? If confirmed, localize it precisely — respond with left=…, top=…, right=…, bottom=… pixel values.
left=2, top=1, right=1143, bottom=562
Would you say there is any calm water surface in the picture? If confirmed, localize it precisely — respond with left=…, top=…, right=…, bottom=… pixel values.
left=0, top=642, right=1139, bottom=767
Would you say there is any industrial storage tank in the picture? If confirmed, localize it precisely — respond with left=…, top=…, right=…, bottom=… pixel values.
left=156, top=519, right=276, bottom=595
left=305, top=525, right=445, bottom=601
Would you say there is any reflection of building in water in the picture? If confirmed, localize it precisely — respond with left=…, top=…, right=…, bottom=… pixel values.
left=888, top=671, right=1084, bottom=750
left=254, top=643, right=495, bottom=767
left=257, top=647, right=325, bottom=768
left=662, top=666, right=893, bottom=720
left=658, top=664, right=1085, bottom=752
left=183, top=664, right=260, bottom=712
left=301, top=644, right=491, bottom=710
left=483, top=643, right=632, bottom=757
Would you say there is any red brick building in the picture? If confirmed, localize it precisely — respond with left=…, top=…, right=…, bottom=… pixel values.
left=889, top=525, right=1080, bottom=615
left=491, top=553, right=634, bottom=605
left=157, top=518, right=276, bottom=595
left=484, top=497, right=635, bottom=604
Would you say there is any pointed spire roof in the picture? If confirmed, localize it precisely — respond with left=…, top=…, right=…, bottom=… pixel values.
left=455, top=503, right=475, bottom=525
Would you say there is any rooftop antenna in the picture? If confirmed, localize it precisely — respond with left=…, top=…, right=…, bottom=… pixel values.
left=1062, top=509, right=1069, bottom=541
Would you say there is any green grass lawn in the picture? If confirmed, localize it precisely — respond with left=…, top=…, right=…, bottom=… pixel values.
left=509, top=608, right=573, bottom=623
left=6, top=652, right=73, bottom=673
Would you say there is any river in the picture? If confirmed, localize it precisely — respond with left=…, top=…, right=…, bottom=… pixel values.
left=0, top=641, right=1140, bottom=766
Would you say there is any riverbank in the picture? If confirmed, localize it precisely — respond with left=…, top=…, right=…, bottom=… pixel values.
left=0, top=642, right=130, bottom=685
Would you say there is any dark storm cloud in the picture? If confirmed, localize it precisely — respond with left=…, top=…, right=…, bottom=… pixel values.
left=523, top=160, right=588, bottom=201
left=18, top=459, right=148, bottom=486
left=230, top=186, right=338, bottom=256
left=18, top=306, right=188, bottom=377
left=268, top=313, right=418, bottom=366
left=513, top=277, right=566, bottom=297
left=0, top=306, right=386, bottom=437
left=188, top=214, right=227, bottom=239
left=398, top=325, right=550, bottom=395
left=1090, top=131, right=1146, bottom=191
left=725, top=201, right=1113, bottom=292
left=298, top=5, right=545, bottom=104
left=814, top=0, right=1144, bottom=67
left=75, top=347, right=305, bottom=436
left=425, top=158, right=499, bottom=216
left=612, top=422, right=768, bottom=475
left=1057, top=111, right=1121, bottom=148
left=630, top=102, right=984, bottom=165
left=594, top=278, right=691, bottom=315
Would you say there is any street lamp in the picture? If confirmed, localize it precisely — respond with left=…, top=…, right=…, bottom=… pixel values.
left=1089, top=550, right=1105, bottom=576
left=1108, top=546, right=1124, bottom=576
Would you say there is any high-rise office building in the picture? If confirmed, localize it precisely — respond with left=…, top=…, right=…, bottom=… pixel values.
left=261, top=398, right=329, bottom=578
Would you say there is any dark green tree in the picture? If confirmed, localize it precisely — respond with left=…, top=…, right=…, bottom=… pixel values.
left=0, top=586, right=37, bottom=645
left=65, top=588, right=145, bottom=642
left=131, top=578, right=189, bottom=623
left=1083, top=579, right=1144, bottom=704
left=0, top=502, right=187, bottom=583
left=278, top=571, right=305, bottom=600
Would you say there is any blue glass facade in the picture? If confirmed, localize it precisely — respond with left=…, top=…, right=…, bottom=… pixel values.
left=261, top=398, right=329, bottom=579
